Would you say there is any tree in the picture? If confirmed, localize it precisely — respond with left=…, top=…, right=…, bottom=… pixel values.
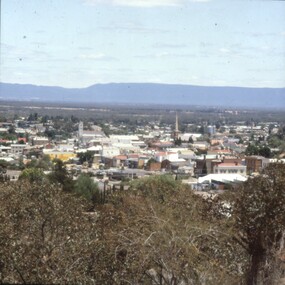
left=174, top=137, right=182, bottom=146
left=19, top=167, right=46, bottom=183
left=91, top=175, right=245, bottom=284
left=245, top=143, right=259, bottom=156
left=0, top=181, right=97, bottom=284
left=74, top=174, right=100, bottom=205
left=48, top=159, right=74, bottom=192
left=8, top=125, right=16, bottom=134
left=27, top=112, right=38, bottom=122
left=245, top=144, right=272, bottom=158
left=77, top=151, right=95, bottom=166
left=233, top=163, right=285, bottom=285
left=145, top=158, right=157, bottom=170
left=129, top=174, right=178, bottom=203
left=188, top=136, right=194, bottom=144
left=0, top=160, right=9, bottom=182
left=258, top=146, right=271, bottom=158
left=26, top=155, right=51, bottom=170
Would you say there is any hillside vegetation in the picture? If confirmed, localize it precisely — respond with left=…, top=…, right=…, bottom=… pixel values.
left=1, top=164, right=285, bottom=284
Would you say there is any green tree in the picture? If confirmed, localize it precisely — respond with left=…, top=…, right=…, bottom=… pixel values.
left=19, top=168, right=46, bottom=183
left=245, top=143, right=259, bottom=156
left=129, top=174, right=178, bottom=203
left=74, top=174, right=100, bottom=205
left=188, top=136, right=194, bottom=144
left=174, top=137, right=182, bottom=146
left=48, top=159, right=74, bottom=192
left=0, top=160, right=9, bottom=182
left=258, top=146, right=271, bottom=158
left=26, top=155, right=51, bottom=170
left=8, top=125, right=16, bottom=134
left=145, top=158, right=157, bottom=169
left=77, top=151, right=95, bottom=166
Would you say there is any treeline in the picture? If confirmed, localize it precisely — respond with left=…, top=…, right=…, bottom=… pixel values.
left=1, top=164, right=285, bottom=284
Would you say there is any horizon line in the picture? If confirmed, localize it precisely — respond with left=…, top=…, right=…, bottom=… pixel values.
left=1, top=81, right=285, bottom=90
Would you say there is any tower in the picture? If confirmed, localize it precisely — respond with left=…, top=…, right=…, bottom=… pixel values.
left=78, top=121, right=83, bottom=138
left=173, top=112, right=180, bottom=140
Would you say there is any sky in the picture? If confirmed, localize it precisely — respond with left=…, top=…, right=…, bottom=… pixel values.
left=1, top=0, right=285, bottom=88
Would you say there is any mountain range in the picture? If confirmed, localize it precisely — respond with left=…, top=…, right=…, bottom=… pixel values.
left=0, top=82, right=284, bottom=109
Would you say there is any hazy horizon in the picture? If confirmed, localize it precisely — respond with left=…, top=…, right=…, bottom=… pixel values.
left=2, top=81, right=285, bottom=90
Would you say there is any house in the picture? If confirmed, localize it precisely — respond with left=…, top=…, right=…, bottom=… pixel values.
left=154, top=152, right=178, bottom=163
left=11, top=144, right=26, bottom=154
left=213, top=162, right=246, bottom=175
left=198, top=173, right=247, bottom=190
left=112, top=155, right=128, bottom=168
left=78, top=122, right=106, bottom=144
left=6, top=170, right=21, bottom=181
left=146, top=161, right=161, bottom=171
left=193, top=141, right=209, bottom=150
left=43, top=150, right=77, bottom=162
left=32, top=136, right=49, bottom=146
left=245, top=155, right=269, bottom=174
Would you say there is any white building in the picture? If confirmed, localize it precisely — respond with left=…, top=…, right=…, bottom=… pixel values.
left=213, top=162, right=246, bottom=175
left=11, top=144, right=26, bottom=154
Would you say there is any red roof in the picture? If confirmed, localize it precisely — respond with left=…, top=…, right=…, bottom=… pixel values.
left=114, top=155, right=127, bottom=160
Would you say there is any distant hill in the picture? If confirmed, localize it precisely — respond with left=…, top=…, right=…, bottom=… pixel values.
left=0, top=82, right=284, bottom=109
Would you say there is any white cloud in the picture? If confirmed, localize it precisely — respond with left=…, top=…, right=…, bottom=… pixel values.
left=99, top=22, right=168, bottom=33
left=79, top=53, right=117, bottom=61
left=152, top=43, right=187, bottom=48
left=219, top=48, right=230, bottom=53
left=84, top=0, right=210, bottom=7
left=134, top=51, right=195, bottom=59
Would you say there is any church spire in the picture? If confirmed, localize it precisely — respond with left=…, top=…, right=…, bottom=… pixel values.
left=173, top=112, right=180, bottom=140
left=175, top=112, right=179, bottom=132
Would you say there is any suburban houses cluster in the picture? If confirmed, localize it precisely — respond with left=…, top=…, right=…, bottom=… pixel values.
left=0, top=113, right=284, bottom=191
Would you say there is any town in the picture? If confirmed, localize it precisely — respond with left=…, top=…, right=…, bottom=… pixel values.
left=0, top=103, right=284, bottom=194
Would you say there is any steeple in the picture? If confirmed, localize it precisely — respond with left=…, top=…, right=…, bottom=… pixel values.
left=175, top=112, right=179, bottom=133
left=78, top=121, right=83, bottom=138
left=173, top=112, right=180, bottom=140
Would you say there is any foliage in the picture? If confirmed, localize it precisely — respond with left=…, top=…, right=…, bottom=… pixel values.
left=129, top=174, right=178, bottom=203
left=77, top=151, right=95, bottom=166
left=0, top=160, right=9, bottom=182
left=27, top=112, right=39, bottom=121
left=26, top=155, right=52, bottom=170
left=92, top=176, right=245, bottom=284
left=19, top=167, right=46, bottom=183
left=233, top=163, right=285, bottom=284
left=188, top=136, right=194, bottom=144
left=74, top=174, right=100, bottom=205
left=2, top=161, right=285, bottom=284
left=0, top=160, right=8, bottom=174
left=174, top=137, right=182, bottom=146
left=47, top=159, right=74, bottom=192
left=0, top=181, right=97, bottom=284
left=245, top=143, right=272, bottom=158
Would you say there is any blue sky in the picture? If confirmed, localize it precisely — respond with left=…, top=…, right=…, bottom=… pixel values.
left=1, top=0, right=285, bottom=88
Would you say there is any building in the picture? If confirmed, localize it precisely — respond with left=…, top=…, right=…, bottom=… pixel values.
left=245, top=155, right=269, bottom=174
left=32, top=136, right=49, bottom=146
left=78, top=122, right=106, bottom=144
left=43, top=150, right=77, bottom=162
left=207, top=125, right=216, bottom=136
left=11, top=144, right=26, bottom=154
left=172, top=113, right=180, bottom=140
left=213, top=162, right=246, bottom=175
